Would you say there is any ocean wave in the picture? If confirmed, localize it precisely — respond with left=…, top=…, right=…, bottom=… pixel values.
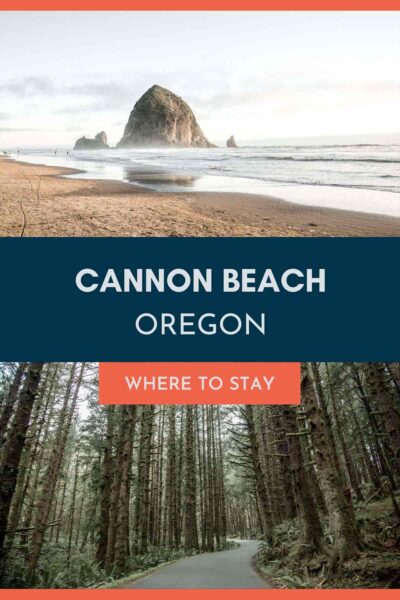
left=200, top=172, right=399, bottom=194
left=234, top=155, right=399, bottom=164
left=18, top=146, right=400, bottom=200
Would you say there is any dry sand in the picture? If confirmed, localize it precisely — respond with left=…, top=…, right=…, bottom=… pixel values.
left=1, top=157, right=399, bottom=237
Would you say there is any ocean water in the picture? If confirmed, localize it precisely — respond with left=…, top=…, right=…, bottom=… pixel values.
left=14, top=144, right=400, bottom=217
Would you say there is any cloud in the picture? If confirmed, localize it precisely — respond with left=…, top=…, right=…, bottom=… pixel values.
left=0, top=75, right=140, bottom=113
left=66, top=82, right=132, bottom=100
left=0, top=72, right=397, bottom=127
left=188, top=80, right=399, bottom=113
left=63, top=125, right=84, bottom=132
left=0, top=126, right=44, bottom=132
left=0, top=75, right=134, bottom=102
left=0, top=76, right=55, bottom=97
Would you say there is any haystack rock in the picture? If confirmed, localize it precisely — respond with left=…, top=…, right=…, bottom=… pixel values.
left=74, top=131, right=109, bottom=150
left=117, top=85, right=215, bottom=148
left=227, top=135, right=238, bottom=148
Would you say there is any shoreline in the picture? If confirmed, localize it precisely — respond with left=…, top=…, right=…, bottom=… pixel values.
left=1, top=157, right=399, bottom=237
left=12, top=147, right=400, bottom=218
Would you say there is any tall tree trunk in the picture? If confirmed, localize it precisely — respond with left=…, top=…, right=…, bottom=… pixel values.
left=364, top=362, right=400, bottom=476
left=183, top=406, right=199, bottom=552
left=211, top=407, right=221, bottom=549
left=0, top=362, right=27, bottom=448
left=165, top=406, right=178, bottom=549
left=326, top=364, right=363, bottom=502
left=283, top=404, right=324, bottom=555
left=216, top=407, right=227, bottom=544
left=351, top=363, right=396, bottom=488
left=27, top=363, right=85, bottom=580
left=132, top=406, right=154, bottom=555
left=205, top=406, right=214, bottom=551
left=114, top=406, right=136, bottom=575
left=310, top=363, right=346, bottom=489
left=303, top=365, right=359, bottom=568
left=244, top=405, right=273, bottom=544
left=67, top=451, right=80, bottom=566
left=96, top=406, right=115, bottom=568
left=6, top=364, right=56, bottom=549
left=0, top=362, right=44, bottom=579
left=175, top=407, right=184, bottom=545
left=105, top=407, right=126, bottom=572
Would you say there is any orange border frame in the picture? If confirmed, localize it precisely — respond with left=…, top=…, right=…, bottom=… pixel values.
left=1, top=3, right=399, bottom=594
left=1, top=2, right=400, bottom=9
left=2, top=589, right=400, bottom=596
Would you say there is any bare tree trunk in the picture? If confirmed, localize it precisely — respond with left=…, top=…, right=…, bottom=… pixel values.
left=0, top=363, right=27, bottom=448
left=96, top=405, right=115, bottom=567
left=283, top=404, right=324, bottom=555
left=244, top=405, right=273, bottom=544
left=303, top=365, right=359, bottom=569
left=105, top=407, right=126, bottom=572
left=183, top=406, right=199, bottom=552
left=114, top=406, right=136, bottom=575
left=216, top=407, right=227, bottom=544
left=165, top=406, right=178, bottom=549
left=0, top=362, right=44, bottom=579
left=205, top=406, right=214, bottom=551
left=364, top=362, right=400, bottom=476
left=67, top=450, right=80, bottom=566
left=326, top=364, right=364, bottom=502
left=27, top=363, right=85, bottom=580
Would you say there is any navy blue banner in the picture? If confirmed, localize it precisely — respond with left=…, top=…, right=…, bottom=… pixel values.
left=0, top=237, right=398, bottom=361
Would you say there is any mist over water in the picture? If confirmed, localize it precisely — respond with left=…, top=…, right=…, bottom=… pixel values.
left=14, top=144, right=400, bottom=217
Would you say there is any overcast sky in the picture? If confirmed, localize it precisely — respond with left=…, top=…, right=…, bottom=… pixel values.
left=0, top=11, right=399, bottom=147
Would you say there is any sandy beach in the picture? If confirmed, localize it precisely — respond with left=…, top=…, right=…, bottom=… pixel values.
left=1, top=157, right=399, bottom=237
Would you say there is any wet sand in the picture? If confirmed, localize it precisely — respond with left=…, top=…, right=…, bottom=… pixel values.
left=1, top=158, right=399, bottom=237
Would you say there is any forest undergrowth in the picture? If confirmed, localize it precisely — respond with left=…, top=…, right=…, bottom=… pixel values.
left=257, top=493, right=400, bottom=588
left=4, top=541, right=237, bottom=589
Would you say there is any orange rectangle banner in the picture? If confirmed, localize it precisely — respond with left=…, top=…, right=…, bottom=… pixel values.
left=2, top=2, right=400, bottom=9
left=99, top=362, right=300, bottom=404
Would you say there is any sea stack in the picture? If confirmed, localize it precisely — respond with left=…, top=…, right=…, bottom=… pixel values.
left=74, top=131, right=109, bottom=150
left=117, top=84, right=215, bottom=148
left=227, top=135, right=238, bottom=148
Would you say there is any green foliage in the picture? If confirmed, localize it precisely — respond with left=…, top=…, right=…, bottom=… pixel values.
left=3, top=543, right=105, bottom=589
left=220, top=540, right=238, bottom=551
left=1, top=552, right=29, bottom=589
left=256, top=494, right=400, bottom=589
left=357, top=494, right=400, bottom=549
left=3, top=545, right=189, bottom=588
left=128, top=547, right=186, bottom=572
left=3, top=539, right=239, bottom=589
left=257, top=521, right=302, bottom=563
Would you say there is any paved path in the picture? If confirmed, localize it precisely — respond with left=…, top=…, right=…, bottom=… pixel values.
left=126, top=539, right=271, bottom=589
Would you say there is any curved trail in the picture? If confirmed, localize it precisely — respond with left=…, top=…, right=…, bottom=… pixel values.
left=125, top=539, right=271, bottom=589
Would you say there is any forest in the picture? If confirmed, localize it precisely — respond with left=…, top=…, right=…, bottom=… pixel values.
left=0, top=362, right=399, bottom=588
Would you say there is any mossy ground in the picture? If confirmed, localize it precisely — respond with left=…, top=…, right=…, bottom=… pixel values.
left=256, top=493, right=400, bottom=588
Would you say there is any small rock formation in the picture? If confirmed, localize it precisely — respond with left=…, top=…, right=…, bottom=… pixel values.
left=95, top=131, right=108, bottom=146
left=74, top=131, right=109, bottom=150
left=117, top=85, right=215, bottom=148
left=227, top=135, right=238, bottom=148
